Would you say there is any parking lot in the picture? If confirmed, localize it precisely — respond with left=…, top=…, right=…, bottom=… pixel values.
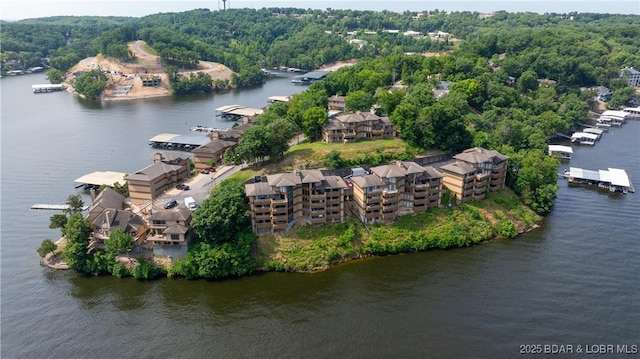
left=153, top=164, right=240, bottom=211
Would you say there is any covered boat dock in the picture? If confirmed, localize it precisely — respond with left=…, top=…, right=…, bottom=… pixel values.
left=548, top=145, right=573, bottom=160
left=292, top=71, right=329, bottom=85
left=148, top=133, right=210, bottom=151
left=74, top=171, right=128, bottom=189
left=571, top=132, right=598, bottom=145
left=564, top=167, right=634, bottom=193
left=215, top=105, right=264, bottom=120
left=32, top=84, right=64, bottom=93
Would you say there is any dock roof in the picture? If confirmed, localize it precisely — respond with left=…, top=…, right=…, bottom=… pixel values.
left=215, top=105, right=264, bottom=117
left=74, top=171, right=128, bottom=188
left=568, top=167, right=631, bottom=187
left=548, top=145, right=573, bottom=154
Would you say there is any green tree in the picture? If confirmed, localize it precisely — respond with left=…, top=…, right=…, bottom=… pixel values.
left=104, top=229, right=134, bottom=255
left=46, top=68, right=64, bottom=84
left=61, top=213, right=92, bottom=272
left=71, top=69, right=107, bottom=100
left=345, top=90, right=376, bottom=112
left=302, top=106, right=328, bottom=141
left=191, top=181, right=250, bottom=245
left=63, top=194, right=85, bottom=216
left=37, top=239, right=57, bottom=258
left=516, top=70, right=539, bottom=93
left=49, top=214, right=68, bottom=230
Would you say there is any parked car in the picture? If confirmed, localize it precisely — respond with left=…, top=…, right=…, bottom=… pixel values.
left=163, top=199, right=178, bottom=209
left=176, top=183, right=190, bottom=190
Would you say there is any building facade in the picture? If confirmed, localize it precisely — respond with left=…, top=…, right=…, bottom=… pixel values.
left=439, top=147, right=508, bottom=204
left=322, top=112, right=396, bottom=143
left=328, top=94, right=346, bottom=112
left=147, top=208, right=193, bottom=247
left=351, top=161, right=443, bottom=224
left=126, top=152, right=190, bottom=206
left=620, top=67, right=640, bottom=87
left=244, top=170, right=350, bottom=234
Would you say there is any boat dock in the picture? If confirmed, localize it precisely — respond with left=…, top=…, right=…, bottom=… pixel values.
left=32, top=84, right=64, bottom=93
left=548, top=145, right=573, bottom=160
left=564, top=167, right=634, bottom=194
left=267, top=95, right=291, bottom=103
left=571, top=132, right=598, bottom=145
left=32, top=204, right=89, bottom=211
left=74, top=171, right=129, bottom=189
left=215, top=105, right=264, bottom=120
left=148, top=133, right=210, bottom=151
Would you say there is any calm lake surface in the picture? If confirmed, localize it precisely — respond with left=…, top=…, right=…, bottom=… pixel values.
left=1, top=73, right=639, bottom=358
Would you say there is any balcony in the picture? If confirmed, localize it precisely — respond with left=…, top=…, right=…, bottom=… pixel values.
left=271, top=197, right=287, bottom=205
left=271, top=206, right=288, bottom=215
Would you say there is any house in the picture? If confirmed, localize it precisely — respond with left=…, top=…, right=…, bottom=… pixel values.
left=351, top=161, right=443, bottom=224
left=192, top=139, right=237, bottom=170
left=439, top=147, right=508, bottom=204
left=87, top=187, right=147, bottom=248
left=126, top=152, right=191, bottom=206
left=147, top=208, right=193, bottom=249
left=321, top=111, right=396, bottom=143
left=620, top=67, right=640, bottom=87
left=244, top=170, right=350, bottom=234
left=328, top=94, right=346, bottom=112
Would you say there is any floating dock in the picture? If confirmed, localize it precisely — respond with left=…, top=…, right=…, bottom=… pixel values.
left=571, top=132, right=598, bottom=145
left=564, top=167, right=634, bottom=194
left=292, top=71, right=329, bottom=85
left=267, top=95, right=291, bottom=103
left=31, top=204, right=89, bottom=211
left=215, top=105, right=264, bottom=120
left=32, top=84, right=64, bottom=93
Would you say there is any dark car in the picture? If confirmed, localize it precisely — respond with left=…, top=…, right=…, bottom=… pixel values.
left=163, top=199, right=178, bottom=209
left=176, top=183, right=190, bottom=190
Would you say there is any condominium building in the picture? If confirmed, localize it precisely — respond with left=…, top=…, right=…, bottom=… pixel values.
left=351, top=161, right=443, bottom=224
left=620, top=66, right=640, bottom=87
left=322, top=111, right=396, bottom=143
left=244, top=170, right=350, bottom=234
left=126, top=152, right=190, bottom=206
left=439, top=147, right=508, bottom=204
left=147, top=208, right=193, bottom=248
left=328, top=94, right=346, bottom=112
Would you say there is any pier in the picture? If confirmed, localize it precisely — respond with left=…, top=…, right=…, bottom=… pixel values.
left=564, top=167, right=634, bottom=194
left=31, top=204, right=89, bottom=211
left=32, top=84, right=64, bottom=93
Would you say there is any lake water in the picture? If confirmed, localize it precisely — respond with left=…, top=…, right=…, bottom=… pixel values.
left=1, top=73, right=639, bottom=358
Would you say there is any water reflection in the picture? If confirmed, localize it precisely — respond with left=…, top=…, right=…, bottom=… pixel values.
left=68, top=275, right=152, bottom=311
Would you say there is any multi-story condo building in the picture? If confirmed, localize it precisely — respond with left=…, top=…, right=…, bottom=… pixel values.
left=620, top=66, right=640, bottom=87
left=322, top=112, right=396, bottom=143
left=439, top=147, right=508, bottom=204
left=328, top=94, right=346, bottom=112
left=126, top=152, right=190, bottom=206
left=244, top=170, right=350, bottom=234
left=351, top=161, right=443, bottom=224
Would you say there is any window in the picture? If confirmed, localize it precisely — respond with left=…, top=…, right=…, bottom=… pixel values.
left=170, top=234, right=179, bottom=240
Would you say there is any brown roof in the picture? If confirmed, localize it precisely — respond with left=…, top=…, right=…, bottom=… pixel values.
left=163, top=224, right=189, bottom=235
left=192, top=139, right=237, bottom=154
left=351, top=174, right=385, bottom=188
left=300, top=170, right=324, bottom=184
left=454, top=147, right=509, bottom=164
left=323, top=175, right=349, bottom=189
left=266, top=172, right=301, bottom=187
left=126, top=162, right=183, bottom=182
left=245, top=182, right=273, bottom=197
left=440, top=161, right=476, bottom=175
left=150, top=208, right=192, bottom=222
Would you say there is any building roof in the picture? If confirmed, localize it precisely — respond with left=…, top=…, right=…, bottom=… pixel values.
left=244, top=182, right=273, bottom=197
left=163, top=224, right=189, bottom=235
left=93, top=208, right=144, bottom=233
left=351, top=174, right=385, bottom=188
left=74, top=171, right=128, bottom=188
left=571, top=132, right=599, bottom=140
left=126, top=162, right=184, bottom=182
left=440, top=161, right=476, bottom=175
left=150, top=208, right=192, bottom=222
left=90, top=187, right=125, bottom=212
left=454, top=147, right=509, bottom=164
left=299, top=71, right=329, bottom=80
left=548, top=145, right=573, bottom=154
left=300, top=170, right=324, bottom=184
left=323, top=175, right=349, bottom=189
left=153, top=151, right=190, bottom=163
left=192, top=139, right=237, bottom=154
left=267, top=172, right=301, bottom=187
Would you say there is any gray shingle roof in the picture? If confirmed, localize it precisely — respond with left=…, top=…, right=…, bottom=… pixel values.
left=150, top=208, right=192, bottom=221
left=351, top=174, right=385, bottom=188
left=127, top=162, right=183, bottom=182
left=244, top=182, right=274, bottom=197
